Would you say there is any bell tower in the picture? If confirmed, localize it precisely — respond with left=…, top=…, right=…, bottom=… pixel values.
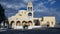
left=27, top=2, right=34, bottom=18
left=27, top=2, right=33, bottom=12
left=27, top=2, right=34, bottom=26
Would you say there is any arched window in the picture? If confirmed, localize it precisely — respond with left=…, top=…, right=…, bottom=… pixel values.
left=11, top=21, right=15, bottom=25
left=10, top=21, right=15, bottom=28
left=28, top=7, right=32, bottom=11
left=28, top=12, right=32, bottom=16
left=19, top=14, right=22, bottom=16
left=16, top=21, right=21, bottom=26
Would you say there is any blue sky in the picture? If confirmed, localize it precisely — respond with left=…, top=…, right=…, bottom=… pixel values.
left=0, top=0, right=60, bottom=23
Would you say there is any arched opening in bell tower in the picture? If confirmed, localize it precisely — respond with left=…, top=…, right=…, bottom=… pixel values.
left=28, top=12, right=32, bottom=16
left=28, top=7, right=32, bottom=11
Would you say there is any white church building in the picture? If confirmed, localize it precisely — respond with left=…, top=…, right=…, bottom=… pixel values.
left=8, top=2, right=56, bottom=29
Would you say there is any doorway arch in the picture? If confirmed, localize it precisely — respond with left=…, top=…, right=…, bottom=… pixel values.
left=22, top=21, right=27, bottom=26
left=22, top=21, right=28, bottom=29
left=10, top=21, right=15, bottom=28
left=28, top=21, right=32, bottom=26
left=16, top=21, right=21, bottom=26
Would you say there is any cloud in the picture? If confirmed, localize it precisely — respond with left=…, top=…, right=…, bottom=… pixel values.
left=33, top=0, right=56, bottom=13
left=22, top=0, right=38, bottom=3
left=0, top=2, right=26, bottom=10
left=48, top=0, right=53, bottom=2
left=34, top=2, right=49, bottom=12
left=0, top=0, right=58, bottom=15
left=33, top=1, right=59, bottom=20
left=6, top=4, right=24, bottom=10
left=50, top=1, right=56, bottom=5
left=49, top=8, right=60, bottom=16
left=48, top=0, right=56, bottom=5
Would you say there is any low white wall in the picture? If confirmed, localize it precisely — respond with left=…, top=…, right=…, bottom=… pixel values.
left=13, top=26, right=42, bottom=29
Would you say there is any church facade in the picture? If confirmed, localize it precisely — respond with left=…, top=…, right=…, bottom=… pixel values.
left=8, top=2, right=56, bottom=29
